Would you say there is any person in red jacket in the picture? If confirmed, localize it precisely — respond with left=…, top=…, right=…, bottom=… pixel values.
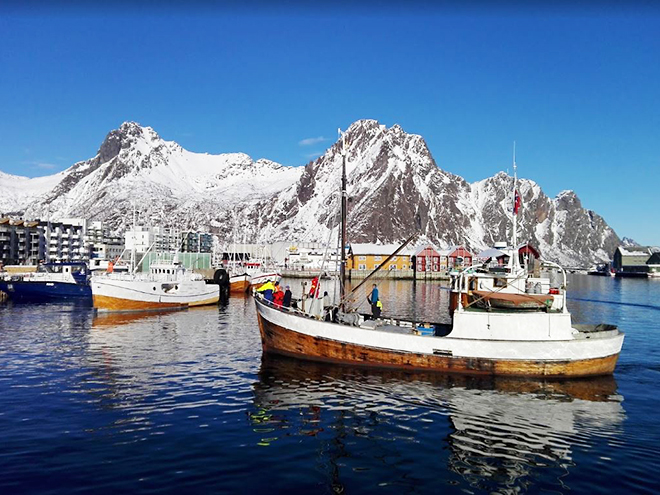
left=273, top=283, right=285, bottom=308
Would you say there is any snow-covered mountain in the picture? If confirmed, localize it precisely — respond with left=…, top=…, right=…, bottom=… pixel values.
left=242, top=119, right=619, bottom=265
left=1, top=120, right=620, bottom=265
left=13, top=122, right=303, bottom=232
left=0, top=170, right=66, bottom=214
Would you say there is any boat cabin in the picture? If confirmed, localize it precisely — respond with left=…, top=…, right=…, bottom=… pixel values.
left=149, top=263, right=185, bottom=276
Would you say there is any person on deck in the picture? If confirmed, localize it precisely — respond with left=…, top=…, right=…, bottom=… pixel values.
left=273, top=283, right=284, bottom=307
left=367, top=284, right=381, bottom=318
left=257, top=281, right=275, bottom=302
left=283, top=286, right=292, bottom=308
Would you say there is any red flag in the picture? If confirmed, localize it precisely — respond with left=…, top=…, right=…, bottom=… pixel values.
left=513, top=189, right=521, bottom=215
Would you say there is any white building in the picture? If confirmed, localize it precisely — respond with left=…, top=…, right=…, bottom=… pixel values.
left=124, top=226, right=153, bottom=253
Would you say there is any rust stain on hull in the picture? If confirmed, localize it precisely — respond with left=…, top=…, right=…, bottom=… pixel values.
left=256, top=313, right=619, bottom=378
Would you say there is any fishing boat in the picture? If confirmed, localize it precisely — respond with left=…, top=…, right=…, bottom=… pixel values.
left=246, top=262, right=281, bottom=289
left=92, top=260, right=219, bottom=312
left=91, top=211, right=219, bottom=312
left=0, top=262, right=91, bottom=301
left=229, top=272, right=251, bottom=293
left=254, top=138, right=624, bottom=378
left=227, top=264, right=280, bottom=293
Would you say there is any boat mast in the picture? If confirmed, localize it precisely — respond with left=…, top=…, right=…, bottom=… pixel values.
left=131, top=204, right=136, bottom=275
left=339, top=128, right=348, bottom=305
left=511, top=142, right=520, bottom=271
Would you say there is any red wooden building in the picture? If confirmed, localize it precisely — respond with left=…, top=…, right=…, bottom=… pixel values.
left=413, top=245, right=441, bottom=272
left=438, top=245, right=473, bottom=269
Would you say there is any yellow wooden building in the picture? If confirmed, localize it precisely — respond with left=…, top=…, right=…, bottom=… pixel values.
left=347, top=244, right=412, bottom=272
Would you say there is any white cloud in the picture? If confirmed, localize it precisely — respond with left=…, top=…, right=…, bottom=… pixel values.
left=299, top=136, right=328, bottom=146
left=304, top=151, right=323, bottom=160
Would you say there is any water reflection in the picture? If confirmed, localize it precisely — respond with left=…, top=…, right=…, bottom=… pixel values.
left=251, top=354, right=625, bottom=493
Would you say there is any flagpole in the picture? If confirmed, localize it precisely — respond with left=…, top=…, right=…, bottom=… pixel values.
left=512, top=141, right=520, bottom=270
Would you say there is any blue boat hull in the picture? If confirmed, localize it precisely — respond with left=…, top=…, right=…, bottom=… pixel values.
left=0, top=281, right=92, bottom=301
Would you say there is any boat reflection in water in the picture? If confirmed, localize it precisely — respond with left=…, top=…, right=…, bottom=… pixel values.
left=92, top=309, right=176, bottom=328
left=251, top=354, right=625, bottom=493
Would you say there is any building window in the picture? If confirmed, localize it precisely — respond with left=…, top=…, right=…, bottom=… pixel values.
left=389, top=264, right=397, bottom=270
left=374, top=256, right=382, bottom=261
left=392, top=256, right=397, bottom=261
left=402, top=265, right=407, bottom=270
left=359, top=256, right=366, bottom=261
left=358, top=264, right=366, bottom=270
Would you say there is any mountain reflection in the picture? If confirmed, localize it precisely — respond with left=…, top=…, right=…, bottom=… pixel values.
left=252, top=354, right=625, bottom=493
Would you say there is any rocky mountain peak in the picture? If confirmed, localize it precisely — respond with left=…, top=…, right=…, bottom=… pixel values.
left=555, top=190, right=581, bottom=209
left=1, top=118, right=623, bottom=266
left=97, top=121, right=162, bottom=164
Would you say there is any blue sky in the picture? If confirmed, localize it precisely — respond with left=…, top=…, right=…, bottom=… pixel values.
left=1, top=3, right=659, bottom=245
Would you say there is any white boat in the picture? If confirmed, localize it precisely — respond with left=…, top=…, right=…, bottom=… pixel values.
left=227, top=262, right=280, bottom=293
left=245, top=262, right=280, bottom=289
left=92, top=261, right=219, bottom=312
left=229, top=272, right=251, bottom=294
left=254, top=138, right=624, bottom=378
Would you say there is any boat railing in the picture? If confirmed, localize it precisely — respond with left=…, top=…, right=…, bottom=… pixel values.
left=5, top=271, right=74, bottom=283
left=95, top=271, right=200, bottom=283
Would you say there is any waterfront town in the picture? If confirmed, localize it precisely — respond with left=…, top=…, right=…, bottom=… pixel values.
left=1, top=215, right=659, bottom=279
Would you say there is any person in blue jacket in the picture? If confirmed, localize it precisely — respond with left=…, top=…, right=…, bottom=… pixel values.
left=367, top=284, right=381, bottom=318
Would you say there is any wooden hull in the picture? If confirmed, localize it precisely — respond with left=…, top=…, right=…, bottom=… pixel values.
left=92, top=277, right=219, bottom=312
left=93, top=294, right=186, bottom=312
left=230, top=280, right=251, bottom=293
left=230, top=274, right=251, bottom=294
left=255, top=299, right=622, bottom=378
left=470, top=290, right=553, bottom=310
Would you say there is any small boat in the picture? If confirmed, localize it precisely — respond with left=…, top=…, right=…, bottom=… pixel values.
left=468, top=290, right=553, bottom=310
left=0, top=262, right=91, bottom=301
left=587, top=263, right=614, bottom=277
left=92, top=260, right=219, bottom=312
left=247, top=265, right=281, bottom=290
left=229, top=272, right=251, bottom=293
left=254, top=139, right=624, bottom=378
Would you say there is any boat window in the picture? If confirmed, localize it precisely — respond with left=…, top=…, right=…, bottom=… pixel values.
left=494, top=278, right=508, bottom=288
left=468, top=277, right=477, bottom=291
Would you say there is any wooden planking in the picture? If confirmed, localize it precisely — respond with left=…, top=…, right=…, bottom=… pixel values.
left=230, top=280, right=250, bottom=293
left=256, top=314, right=620, bottom=378
left=93, top=294, right=186, bottom=312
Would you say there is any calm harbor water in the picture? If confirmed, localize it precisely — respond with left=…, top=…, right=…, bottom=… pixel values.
left=1, top=275, right=659, bottom=494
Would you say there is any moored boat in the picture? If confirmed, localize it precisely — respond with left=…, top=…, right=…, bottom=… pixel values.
left=248, top=269, right=281, bottom=290
left=92, top=261, right=219, bottom=312
left=0, top=262, right=91, bottom=301
left=254, top=137, right=624, bottom=378
left=229, top=272, right=251, bottom=293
